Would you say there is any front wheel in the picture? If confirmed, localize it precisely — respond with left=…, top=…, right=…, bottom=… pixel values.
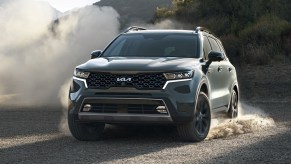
left=68, top=114, right=105, bottom=141
left=177, top=92, right=211, bottom=142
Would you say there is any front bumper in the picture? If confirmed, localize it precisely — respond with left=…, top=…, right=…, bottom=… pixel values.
left=68, top=76, right=200, bottom=124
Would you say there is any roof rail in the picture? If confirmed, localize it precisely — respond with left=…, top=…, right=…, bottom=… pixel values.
left=195, top=27, right=211, bottom=34
left=124, top=26, right=147, bottom=33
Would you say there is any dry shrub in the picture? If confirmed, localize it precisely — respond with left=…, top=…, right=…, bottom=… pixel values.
left=198, top=15, right=230, bottom=35
left=281, top=26, right=291, bottom=56
left=220, top=34, right=241, bottom=66
left=244, top=44, right=270, bottom=65
left=239, top=15, right=289, bottom=44
left=243, top=42, right=283, bottom=65
left=239, top=15, right=290, bottom=65
left=155, top=7, right=175, bottom=19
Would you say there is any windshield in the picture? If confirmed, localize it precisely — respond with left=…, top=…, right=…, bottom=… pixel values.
left=102, top=33, right=199, bottom=58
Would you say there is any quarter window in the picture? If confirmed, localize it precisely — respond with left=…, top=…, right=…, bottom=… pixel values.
left=208, top=37, right=221, bottom=52
left=203, top=36, right=211, bottom=60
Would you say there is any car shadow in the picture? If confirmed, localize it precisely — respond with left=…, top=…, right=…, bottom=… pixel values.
left=0, top=106, right=189, bottom=163
left=0, top=110, right=189, bottom=163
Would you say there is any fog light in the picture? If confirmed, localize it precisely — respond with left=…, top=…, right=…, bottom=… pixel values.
left=83, top=104, right=92, bottom=112
left=156, top=106, right=167, bottom=114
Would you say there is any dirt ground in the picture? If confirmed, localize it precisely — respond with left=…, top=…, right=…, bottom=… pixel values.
left=238, top=63, right=291, bottom=102
left=0, top=63, right=291, bottom=163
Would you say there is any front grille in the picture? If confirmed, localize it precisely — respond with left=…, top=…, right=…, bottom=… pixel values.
left=86, top=72, right=167, bottom=90
left=83, top=103, right=167, bottom=115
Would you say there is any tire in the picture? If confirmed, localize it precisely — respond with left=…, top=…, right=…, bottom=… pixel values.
left=177, top=92, right=211, bottom=142
left=68, top=113, right=105, bottom=141
left=228, top=90, right=238, bottom=118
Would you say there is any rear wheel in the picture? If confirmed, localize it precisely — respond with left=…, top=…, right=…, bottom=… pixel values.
left=68, top=114, right=105, bottom=141
left=177, top=92, right=211, bottom=142
left=228, top=90, right=238, bottom=118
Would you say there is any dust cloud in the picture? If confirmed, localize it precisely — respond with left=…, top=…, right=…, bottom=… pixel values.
left=58, top=79, right=71, bottom=134
left=207, top=102, right=275, bottom=140
left=0, top=0, right=119, bottom=107
left=131, top=19, right=192, bottom=30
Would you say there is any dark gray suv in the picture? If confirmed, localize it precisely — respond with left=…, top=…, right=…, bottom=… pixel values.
left=68, top=26, right=239, bottom=142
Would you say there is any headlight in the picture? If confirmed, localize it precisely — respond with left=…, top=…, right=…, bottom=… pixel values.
left=164, top=71, right=193, bottom=80
left=74, top=69, right=90, bottom=79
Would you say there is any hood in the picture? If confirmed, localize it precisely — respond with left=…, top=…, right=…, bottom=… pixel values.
left=77, top=57, right=201, bottom=73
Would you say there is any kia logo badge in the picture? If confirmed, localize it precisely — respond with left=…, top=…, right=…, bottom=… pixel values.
left=117, top=77, right=132, bottom=82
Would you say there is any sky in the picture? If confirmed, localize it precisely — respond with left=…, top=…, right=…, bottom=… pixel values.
left=38, top=0, right=99, bottom=12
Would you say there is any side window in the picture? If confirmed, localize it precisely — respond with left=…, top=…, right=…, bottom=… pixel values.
left=203, top=36, right=211, bottom=60
left=208, top=37, right=221, bottom=52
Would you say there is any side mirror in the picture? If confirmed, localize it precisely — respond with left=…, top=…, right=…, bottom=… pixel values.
left=208, top=51, right=224, bottom=62
left=91, top=50, right=102, bottom=59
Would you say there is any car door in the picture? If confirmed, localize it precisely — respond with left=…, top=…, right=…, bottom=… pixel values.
left=217, top=40, right=237, bottom=105
left=206, top=36, right=230, bottom=109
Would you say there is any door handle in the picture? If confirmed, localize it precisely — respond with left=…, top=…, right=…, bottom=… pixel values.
left=207, top=68, right=213, bottom=73
left=218, top=66, right=223, bottom=72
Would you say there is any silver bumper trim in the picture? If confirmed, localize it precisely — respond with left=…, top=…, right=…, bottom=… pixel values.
left=79, top=113, right=173, bottom=123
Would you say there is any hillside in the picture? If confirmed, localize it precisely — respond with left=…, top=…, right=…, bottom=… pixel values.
left=155, top=0, right=291, bottom=66
left=94, top=0, right=172, bottom=29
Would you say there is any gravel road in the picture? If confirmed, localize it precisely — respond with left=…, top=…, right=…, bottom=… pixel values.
left=0, top=100, right=290, bottom=164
